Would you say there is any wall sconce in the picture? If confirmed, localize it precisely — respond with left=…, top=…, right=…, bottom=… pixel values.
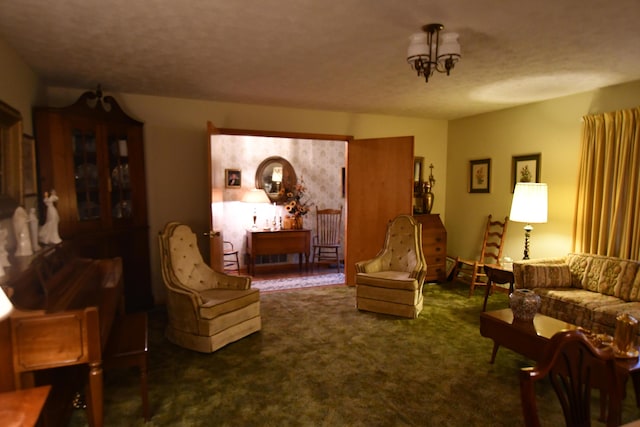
left=242, top=189, right=271, bottom=229
left=509, top=183, right=548, bottom=260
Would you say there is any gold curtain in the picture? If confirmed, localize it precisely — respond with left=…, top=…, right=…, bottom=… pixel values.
left=573, top=107, right=640, bottom=259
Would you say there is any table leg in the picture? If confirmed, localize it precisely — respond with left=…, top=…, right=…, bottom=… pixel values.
left=490, top=342, right=500, bottom=364
left=483, top=279, right=493, bottom=312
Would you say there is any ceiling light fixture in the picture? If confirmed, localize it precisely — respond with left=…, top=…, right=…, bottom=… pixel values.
left=407, top=23, right=461, bottom=83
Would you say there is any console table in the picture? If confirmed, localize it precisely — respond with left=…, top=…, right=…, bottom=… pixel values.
left=246, top=229, right=311, bottom=275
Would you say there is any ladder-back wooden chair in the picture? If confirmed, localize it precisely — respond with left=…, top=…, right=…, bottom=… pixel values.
left=449, top=214, right=509, bottom=296
left=312, top=206, right=342, bottom=272
left=223, top=241, right=240, bottom=273
left=519, top=329, right=621, bottom=427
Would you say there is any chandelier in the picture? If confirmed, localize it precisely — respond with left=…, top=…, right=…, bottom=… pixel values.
left=407, top=23, right=461, bottom=83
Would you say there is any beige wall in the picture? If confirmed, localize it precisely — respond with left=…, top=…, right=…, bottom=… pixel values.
left=41, top=88, right=448, bottom=302
left=446, top=80, right=640, bottom=262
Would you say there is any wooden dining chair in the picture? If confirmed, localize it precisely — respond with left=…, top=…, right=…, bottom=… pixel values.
left=223, top=241, right=240, bottom=273
left=312, top=206, right=342, bottom=272
left=519, top=329, right=621, bottom=427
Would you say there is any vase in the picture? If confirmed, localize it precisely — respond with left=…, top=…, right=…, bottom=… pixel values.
left=423, top=191, right=434, bottom=214
left=293, top=216, right=303, bottom=229
left=509, top=289, right=541, bottom=322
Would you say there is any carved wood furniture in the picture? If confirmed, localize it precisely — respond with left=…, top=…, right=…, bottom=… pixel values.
left=33, top=88, right=152, bottom=311
left=0, top=243, right=124, bottom=427
left=0, top=385, right=51, bottom=426
left=103, top=311, right=149, bottom=421
left=246, top=229, right=311, bottom=275
left=482, top=264, right=514, bottom=311
left=481, top=308, right=640, bottom=423
left=520, top=330, right=621, bottom=427
left=413, top=214, right=447, bottom=282
left=450, top=214, right=508, bottom=296
left=312, top=206, right=342, bottom=273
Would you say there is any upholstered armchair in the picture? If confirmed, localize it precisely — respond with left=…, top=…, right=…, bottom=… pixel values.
left=355, top=215, right=427, bottom=318
left=158, top=222, right=261, bottom=353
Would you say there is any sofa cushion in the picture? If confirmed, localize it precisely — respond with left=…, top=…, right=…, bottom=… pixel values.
left=198, top=288, right=260, bottom=319
left=522, top=264, right=572, bottom=289
left=534, top=288, right=623, bottom=329
left=592, top=302, right=640, bottom=335
left=355, top=271, right=422, bottom=291
left=566, top=253, right=639, bottom=298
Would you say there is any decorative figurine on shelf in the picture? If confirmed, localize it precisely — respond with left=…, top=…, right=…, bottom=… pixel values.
left=13, top=206, right=33, bottom=256
left=39, top=190, right=62, bottom=245
left=28, top=208, right=41, bottom=252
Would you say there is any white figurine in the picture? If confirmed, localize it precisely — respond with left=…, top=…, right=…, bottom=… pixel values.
left=13, top=206, right=33, bottom=256
left=39, top=190, right=62, bottom=245
left=28, top=208, right=41, bottom=252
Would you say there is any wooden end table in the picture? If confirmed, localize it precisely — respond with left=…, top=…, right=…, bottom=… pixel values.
left=0, top=385, right=51, bottom=426
left=482, top=264, right=514, bottom=312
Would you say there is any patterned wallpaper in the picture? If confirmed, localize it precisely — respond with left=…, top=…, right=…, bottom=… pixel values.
left=213, top=135, right=345, bottom=267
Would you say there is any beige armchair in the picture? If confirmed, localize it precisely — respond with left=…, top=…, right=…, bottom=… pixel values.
left=355, top=215, right=427, bottom=318
left=158, top=222, right=261, bottom=353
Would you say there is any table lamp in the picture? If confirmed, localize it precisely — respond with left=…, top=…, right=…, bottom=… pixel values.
left=509, top=182, right=548, bottom=260
left=271, top=166, right=283, bottom=193
left=242, top=188, right=271, bottom=229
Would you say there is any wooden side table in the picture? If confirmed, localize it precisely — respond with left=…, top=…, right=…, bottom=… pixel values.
left=482, top=264, right=514, bottom=312
left=0, top=385, right=51, bottom=426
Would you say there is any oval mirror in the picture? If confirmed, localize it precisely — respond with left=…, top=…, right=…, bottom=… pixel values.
left=255, top=156, right=297, bottom=204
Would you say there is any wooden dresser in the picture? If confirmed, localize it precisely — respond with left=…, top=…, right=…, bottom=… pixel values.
left=413, top=214, right=447, bottom=282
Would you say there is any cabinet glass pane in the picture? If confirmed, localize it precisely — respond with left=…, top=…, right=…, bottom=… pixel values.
left=108, top=133, right=132, bottom=219
left=72, top=128, right=100, bottom=220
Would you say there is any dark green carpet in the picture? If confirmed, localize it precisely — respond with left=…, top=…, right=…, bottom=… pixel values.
left=69, top=282, right=640, bottom=426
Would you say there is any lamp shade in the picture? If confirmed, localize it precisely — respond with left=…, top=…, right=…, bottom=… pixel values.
left=0, top=287, right=13, bottom=321
left=510, top=183, right=548, bottom=224
left=271, top=167, right=283, bottom=183
left=242, top=188, right=270, bottom=204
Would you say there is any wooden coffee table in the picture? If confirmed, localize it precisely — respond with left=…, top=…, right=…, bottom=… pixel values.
left=480, top=308, right=640, bottom=419
left=480, top=308, right=579, bottom=363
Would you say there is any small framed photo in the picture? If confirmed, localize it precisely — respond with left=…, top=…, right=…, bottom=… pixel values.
left=225, top=169, right=241, bottom=188
left=511, top=153, right=541, bottom=192
left=469, top=158, right=491, bottom=193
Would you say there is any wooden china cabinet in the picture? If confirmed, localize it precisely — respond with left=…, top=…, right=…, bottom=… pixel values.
left=33, top=88, right=152, bottom=311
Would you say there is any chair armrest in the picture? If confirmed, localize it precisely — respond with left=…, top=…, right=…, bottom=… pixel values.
left=164, top=285, right=202, bottom=333
left=355, top=257, right=383, bottom=274
left=212, top=270, right=252, bottom=290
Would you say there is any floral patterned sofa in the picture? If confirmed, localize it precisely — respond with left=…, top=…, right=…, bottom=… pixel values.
left=513, top=253, right=640, bottom=337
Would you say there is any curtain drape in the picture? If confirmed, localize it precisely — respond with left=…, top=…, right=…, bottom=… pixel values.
left=573, top=107, right=640, bottom=259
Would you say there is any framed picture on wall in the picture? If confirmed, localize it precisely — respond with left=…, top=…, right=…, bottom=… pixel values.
left=511, top=153, right=541, bottom=192
left=225, top=169, right=242, bottom=188
left=469, top=158, right=491, bottom=193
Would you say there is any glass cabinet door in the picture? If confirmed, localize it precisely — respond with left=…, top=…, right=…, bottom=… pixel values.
left=108, top=131, right=133, bottom=220
left=72, top=128, right=101, bottom=221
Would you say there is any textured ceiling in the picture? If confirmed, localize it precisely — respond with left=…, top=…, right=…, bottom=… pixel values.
left=0, top=0, right=639, bottom=119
